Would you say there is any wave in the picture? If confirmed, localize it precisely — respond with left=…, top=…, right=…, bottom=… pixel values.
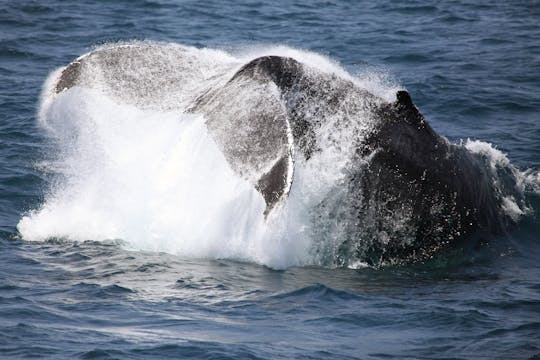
left=17, top=41, right=539, bottom=268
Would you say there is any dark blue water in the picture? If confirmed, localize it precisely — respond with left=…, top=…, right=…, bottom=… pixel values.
left=1, top=1, right=540, bottom=359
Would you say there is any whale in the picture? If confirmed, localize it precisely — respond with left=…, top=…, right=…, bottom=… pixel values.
left=51, top=43, right=522, bottom=264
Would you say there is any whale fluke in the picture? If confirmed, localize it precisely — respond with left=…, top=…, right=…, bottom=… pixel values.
left=53, top=47, right=294, bottom=214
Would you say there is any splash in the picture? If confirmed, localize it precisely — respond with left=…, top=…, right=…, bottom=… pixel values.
left=17, top=41, right=538, bottom=268
left=464, top=139, right=537, bottom=221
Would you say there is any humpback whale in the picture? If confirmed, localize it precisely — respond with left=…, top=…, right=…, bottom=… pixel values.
left=51, top=43, right=523, bottom=264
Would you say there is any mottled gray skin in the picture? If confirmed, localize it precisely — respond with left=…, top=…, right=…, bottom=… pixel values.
left=55, top=50, right=510, bottom=264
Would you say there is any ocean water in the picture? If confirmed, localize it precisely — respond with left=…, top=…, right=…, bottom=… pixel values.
left=1, top=1, right=540, bottom=359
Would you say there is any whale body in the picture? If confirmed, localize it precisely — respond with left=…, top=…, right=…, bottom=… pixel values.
left=50, top=43, right=524, bottom=265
